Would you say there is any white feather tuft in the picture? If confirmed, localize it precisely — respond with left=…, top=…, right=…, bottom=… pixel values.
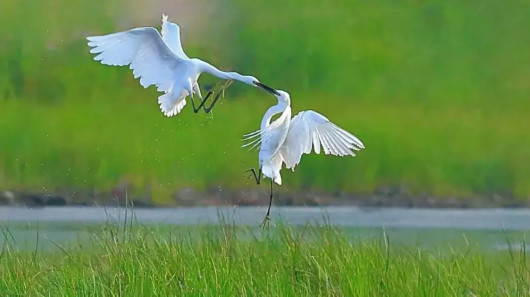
left=158, top=92, right=186, bottom=117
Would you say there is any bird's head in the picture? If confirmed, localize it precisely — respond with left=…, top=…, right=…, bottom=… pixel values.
left=274, top=90, right=291, bottom=104
left=238, top=75, right=259, bottom=85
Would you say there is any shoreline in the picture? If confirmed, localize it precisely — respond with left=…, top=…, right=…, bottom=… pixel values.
left=1, top=188, right=528, bottom=209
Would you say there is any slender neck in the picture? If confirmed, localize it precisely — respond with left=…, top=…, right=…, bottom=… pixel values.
left=197, top=59, right=245, bottom=81
left=261, top=102, right=288, bottom=131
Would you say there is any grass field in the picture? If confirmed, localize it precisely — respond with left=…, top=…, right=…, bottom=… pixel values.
left=0, top=220, right=528, bottom=296
left=1, top=0, right=530, bottom=202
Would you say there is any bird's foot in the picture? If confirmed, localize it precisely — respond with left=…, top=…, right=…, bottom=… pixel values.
left=210, top=79, right=232, bottom=97
left=259, top=214, right=271, bottom=229
left=221, top=79, right=234, bottom=95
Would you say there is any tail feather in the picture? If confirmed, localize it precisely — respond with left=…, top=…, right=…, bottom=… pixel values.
left=158, top=92, right=186, bottom=117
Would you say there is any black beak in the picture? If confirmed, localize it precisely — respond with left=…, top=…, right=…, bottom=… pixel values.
left=254, top=82, right=280, bottom=96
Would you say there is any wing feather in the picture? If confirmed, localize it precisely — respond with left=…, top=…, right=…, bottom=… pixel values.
left=320, top=131, right=337, bottom=155
left=326, top=130, right=344, bottom=155
left=87, top=27, right=183, bottom=93
left=317, top=132, right=331, bottom=155
left=312, top=131, right=321, bottom=154
left=324, top=127, right=344, bottom=155
left=331, top=130, right=356, bottom=153
left=331, top=129, right=355, bottom=155
left=280, top=110, right=364, bottom=170
left=335, top=126, right=364, bottom=148
left=161, top=14, right=189, bottom=59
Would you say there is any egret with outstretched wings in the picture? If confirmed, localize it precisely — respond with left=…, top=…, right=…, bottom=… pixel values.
left=87, top=15, right=276, bottom=117
left=244, top=90, right=365, bottom=225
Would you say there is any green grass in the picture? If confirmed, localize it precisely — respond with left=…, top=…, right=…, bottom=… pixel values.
left=1, top=0, right=530, bottom=202
left=0, top=221, right=529, bottom=296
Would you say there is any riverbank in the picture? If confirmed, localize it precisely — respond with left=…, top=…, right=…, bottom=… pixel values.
left=1, top=187, right=528, bottom=208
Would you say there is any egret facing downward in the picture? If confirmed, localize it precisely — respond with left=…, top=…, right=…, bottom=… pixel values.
left=244, top=90, right=365, bottom=225
left=87, top=15, right=276, bottom=117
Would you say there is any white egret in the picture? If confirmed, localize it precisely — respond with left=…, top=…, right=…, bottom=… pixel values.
left=87, top=15, right=276, bottom=117
left=243, top=90, right=365, bottom=224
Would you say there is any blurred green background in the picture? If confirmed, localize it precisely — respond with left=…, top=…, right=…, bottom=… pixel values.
left=1, top=0, right=529, bottom=204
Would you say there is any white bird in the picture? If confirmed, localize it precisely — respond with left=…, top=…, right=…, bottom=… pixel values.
left=87, top=15, right=276, bottom=117
left=243, top=90, right=365, bottom=224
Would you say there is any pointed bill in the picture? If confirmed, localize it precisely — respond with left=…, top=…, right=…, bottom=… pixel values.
left=254, top=82, right=280, bottom=96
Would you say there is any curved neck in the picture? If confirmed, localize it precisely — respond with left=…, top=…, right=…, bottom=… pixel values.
left=261, top=102, right=288, bottom=131
left=197, top=60, right=245, bottom=81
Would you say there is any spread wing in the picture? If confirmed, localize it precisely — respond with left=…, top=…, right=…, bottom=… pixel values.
left=87, top=27, right=183, bottom=92
left=280, top=110, right=365, bottom=170
left=161, top=14, right=189, bottom=59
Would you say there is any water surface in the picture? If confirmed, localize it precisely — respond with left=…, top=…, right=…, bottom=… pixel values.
left=0, top=206, right=528, bottom=251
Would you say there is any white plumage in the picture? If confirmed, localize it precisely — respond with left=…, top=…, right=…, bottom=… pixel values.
left=244, top=90, right=365, bottom=185
left=87, top=15, right=272, bottom=117
left=161, top=14, right=189, bottom=60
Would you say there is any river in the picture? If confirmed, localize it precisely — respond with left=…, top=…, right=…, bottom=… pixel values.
left=1, top=206, right=528, bottom=250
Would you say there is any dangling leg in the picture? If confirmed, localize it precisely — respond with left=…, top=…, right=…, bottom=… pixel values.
left=193, top=82, right=203, bottom=101
left=191, top=89, right=214, bottom=113
left=191, top=82, right=205, bottom=113
left=260, top=179, right=274, bottom=228
left=190, top=80, right=233, bottom=113
left=203, top=92, right=223, bottom=113
left=190, top=81, right=217, bottom=113
left=246, top=168, right=262, bottom=185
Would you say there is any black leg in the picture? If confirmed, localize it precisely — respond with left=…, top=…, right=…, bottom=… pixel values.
left=192, top=80, right=233, bottom=114
left=203, top=80, right=233, bottom=113
left=246, top=168, right=262, bottom=185
left=203, top=92, right=223, bottom=113
left=267, top=179, right=273, bottom=217
left=191, top=90, right=213, bottom=113
left=260, top=179, right=274, bottom=228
